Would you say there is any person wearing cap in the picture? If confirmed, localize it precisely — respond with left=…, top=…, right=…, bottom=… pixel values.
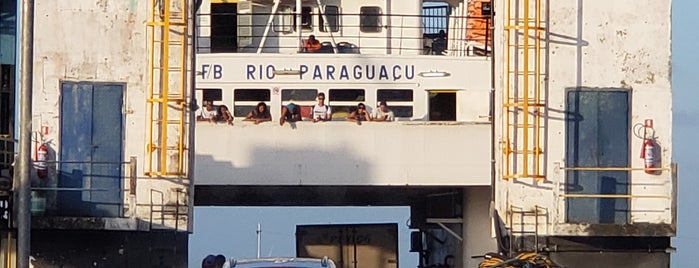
left=372, top=101, right=395, bottom=122
left=197, top=100, right=219, bottom=121
left=280, top=102, right=302, bottom=126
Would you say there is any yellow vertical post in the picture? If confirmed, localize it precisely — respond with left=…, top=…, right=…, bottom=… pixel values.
left=160, top=0, right=171, bottom=173
left=146, top=0, right=156, bottom=175
left=502, top=0, right=547, bottom=180
left=146, top=0, right=189, bottom=177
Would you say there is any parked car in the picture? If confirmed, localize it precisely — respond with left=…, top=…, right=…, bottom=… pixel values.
left=229, top=257, right=336, bottom=268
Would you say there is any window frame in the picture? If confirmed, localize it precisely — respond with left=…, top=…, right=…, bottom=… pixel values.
left=328, top=89, right=366, bottom=120
left=360, top=6, right=382, bottom=33
left=319, top=5, right=340, bottom=32
left=274, top=6, right=294, bottom=33
left=233, top=88, right=271, bottom=117
left=377, top=89, right=414, bottom=118
left=293, top=6, right=314, bottom=31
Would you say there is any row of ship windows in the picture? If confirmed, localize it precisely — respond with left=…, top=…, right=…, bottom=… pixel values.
left=270, top=6, right=383, bottom=33
left=199, top=88, right=414, bottom=118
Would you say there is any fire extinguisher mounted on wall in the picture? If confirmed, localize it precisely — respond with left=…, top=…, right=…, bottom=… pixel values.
left=35, top=139, right=49, bottom=179
left=639, top=119, right=660, bottom=175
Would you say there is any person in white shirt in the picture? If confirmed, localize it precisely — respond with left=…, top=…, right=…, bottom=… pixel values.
left=310, top=92, right=332, bottom=122
left=372, top=101, right=395, bottom=122
left=197, top=100, right=218, bottom=121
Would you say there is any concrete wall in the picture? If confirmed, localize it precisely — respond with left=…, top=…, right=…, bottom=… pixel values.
left=31, top=1, right=191, bottom=230
left=494, top=0, right=673, bottom=235
left=462, top=187, right=497, bottom=268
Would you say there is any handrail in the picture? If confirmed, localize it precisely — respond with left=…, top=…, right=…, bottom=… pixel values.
left=558, top=166, right=671, bottom=172
left=30, top=156, right=138, bottom=218
left=195, top=11, right=493, bottom=56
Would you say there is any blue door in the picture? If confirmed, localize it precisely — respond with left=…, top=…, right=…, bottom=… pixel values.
left=59, top=82, right=123, bottom=217
left=565, top=89, right=629, bottom=224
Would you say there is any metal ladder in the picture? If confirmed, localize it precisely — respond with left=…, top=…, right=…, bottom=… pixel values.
left=146, top=0, right=191, bottom=177
left=502, top=0, right=548, bottom=180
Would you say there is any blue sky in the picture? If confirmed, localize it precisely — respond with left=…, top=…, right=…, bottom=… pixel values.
left=191, top=0, right=699, bottom=267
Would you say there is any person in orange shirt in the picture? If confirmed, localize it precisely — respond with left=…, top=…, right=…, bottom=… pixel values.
left=304, top=35, right=321, bottom=52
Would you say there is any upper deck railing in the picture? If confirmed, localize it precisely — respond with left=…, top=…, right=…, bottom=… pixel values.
left=195, top=11, right=492, bottom=56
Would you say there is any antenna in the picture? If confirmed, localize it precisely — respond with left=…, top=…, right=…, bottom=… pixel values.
left=256, top=223, right=262, bottom=258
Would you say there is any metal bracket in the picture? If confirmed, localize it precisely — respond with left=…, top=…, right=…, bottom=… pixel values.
left=426, top=218, right=463, bottom=242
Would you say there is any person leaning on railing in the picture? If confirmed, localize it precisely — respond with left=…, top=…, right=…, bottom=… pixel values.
left=372, top=101, right=395, bottom=122
left=244, top=102, right=272, bottom=125
left=197, top=100, right=218, bottom=122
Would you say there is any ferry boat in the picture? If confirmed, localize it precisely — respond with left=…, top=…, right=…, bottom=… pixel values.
left=191, top=0, right=675, bottom=267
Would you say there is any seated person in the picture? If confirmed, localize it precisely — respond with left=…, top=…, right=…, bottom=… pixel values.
left=217, top=105, right=234, bottom=125
left=304, top=35, right=321, bottom=53
left=372, top=101, right=395, bottom=121
left=197, top=100, right=218, bottom=121
left=279, top=102, right=302, bottom=126
left=432, top=30, right=447, bottom=55
left=244, top=102, right=272, bottom=124
left=310, top=92, right=332, bottom=122
left=347, top=103, right=371, bottom=125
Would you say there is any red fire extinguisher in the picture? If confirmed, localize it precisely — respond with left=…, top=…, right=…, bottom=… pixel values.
left=640, top=119, right=658, bottom=175
left=36, top=143, right=48, bottom=179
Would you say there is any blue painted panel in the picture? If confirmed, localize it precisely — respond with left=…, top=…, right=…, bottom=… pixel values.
left=59, top=82, right=123, bottom=217
left=566, top=90, right=629, bottom=224
left=59, top=82, right=94, bottom=216
left=0, top=0, right=17, bottom=64
left=90, top=84, right=123, bottom=217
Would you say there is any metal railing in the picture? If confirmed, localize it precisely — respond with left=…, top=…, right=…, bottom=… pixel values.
left=195, top=12, right=492, bottom=56
left=30, top=156, right=138, bottom=218
left=558, top=164, right=676, bottom=200
left=149, top=188, right=188, bottom=231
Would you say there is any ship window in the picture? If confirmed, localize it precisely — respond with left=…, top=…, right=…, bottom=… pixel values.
left=428, top=91, right=456, bottom=121
left=329, top=89, right=365, bottom=119
left=294, top=6, right=313, bottom=30
left=274, top=6, right=294, bottom=33
left=199, top=88, right=223, bottom=102
left=282, top=89, right=318, bottom=102
left=234, top=89, right=271, bottom=117
left=360, top=6, right=382, bottom=33
left=377, top=89, right=414, bottom=118
left=319, top=6, right=340, bottom=32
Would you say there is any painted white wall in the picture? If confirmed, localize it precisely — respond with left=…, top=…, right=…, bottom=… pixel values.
left=32, top=0, right=190, bottom=230
left=493, top=0, right=674, bottom=235
left=195, top=122, right=491, bottom=185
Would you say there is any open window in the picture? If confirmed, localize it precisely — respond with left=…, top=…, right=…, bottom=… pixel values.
left=233, top=89, right=271, bottom=117
left=294, top=6, right=314, bottom=30
left=377, top=89, right=414, bottom=118
left=198, top=88, right=223, bottom=103
left=428, top=91, right=456, bottom=121
left=282, top=89, right=318, bottom=118
left=329, top=89, right=366, bottom=119
left=210, top=2, right=238, bottom=52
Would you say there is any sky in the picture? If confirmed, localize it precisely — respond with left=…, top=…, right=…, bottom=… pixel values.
left=190, top=0, right=699, bottom=267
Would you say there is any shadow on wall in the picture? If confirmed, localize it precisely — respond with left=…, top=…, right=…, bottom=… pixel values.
left=194, top=145, right=373, bottom=185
